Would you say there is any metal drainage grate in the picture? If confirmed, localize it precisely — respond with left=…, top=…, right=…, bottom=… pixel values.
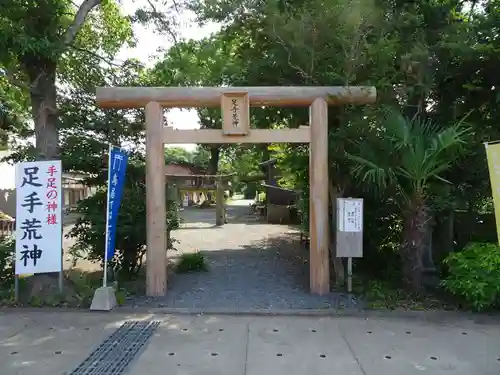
left=69, top=320, right=160, bottom=375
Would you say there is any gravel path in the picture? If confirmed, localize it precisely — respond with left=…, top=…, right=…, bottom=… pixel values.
left=127, top=199, right=362, bottom=310
left=62, top=213, right=101, bottom=273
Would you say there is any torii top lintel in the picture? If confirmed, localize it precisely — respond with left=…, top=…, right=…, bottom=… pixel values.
left=96, top=86, right=376, bottom=109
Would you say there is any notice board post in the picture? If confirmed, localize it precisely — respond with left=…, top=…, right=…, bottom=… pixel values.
left=336, top=198, right=363, bottom=293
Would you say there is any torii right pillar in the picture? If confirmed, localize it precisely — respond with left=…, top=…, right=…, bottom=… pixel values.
left=309, top=98, right=330, bottom=295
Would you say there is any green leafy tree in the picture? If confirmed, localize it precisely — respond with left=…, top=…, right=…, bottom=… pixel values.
left=0, top=0, right=139, bottom=299
left=0, top=75, right=30, bottom=149
left=164, top=146, right=212, bottom=170
left=0, top=0, right=132, bottom=160
left=191, top=146, right=211, bottom=169
left=165, top=147, right=194, bottom=164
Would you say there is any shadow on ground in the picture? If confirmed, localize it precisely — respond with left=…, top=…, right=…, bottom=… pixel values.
left=177, top=200, right=298, bottom=230
left=124, top=232, right=361, bottom=310
left=178, top=203, right=264, bottom=227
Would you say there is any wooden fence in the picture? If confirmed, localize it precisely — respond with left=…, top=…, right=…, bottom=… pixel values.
left=0, top=219, right=15, bottom=237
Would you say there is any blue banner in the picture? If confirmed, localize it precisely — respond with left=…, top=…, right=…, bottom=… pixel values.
left=106, top=146, right=128, bottom=260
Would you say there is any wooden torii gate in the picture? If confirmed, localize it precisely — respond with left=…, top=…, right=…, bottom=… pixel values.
left=96, top=86, right=376, bottom=297
left=165, top=172, right=233, bottom=225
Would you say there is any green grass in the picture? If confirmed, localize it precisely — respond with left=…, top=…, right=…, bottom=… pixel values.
left=175, top=252, right=208, bottom=273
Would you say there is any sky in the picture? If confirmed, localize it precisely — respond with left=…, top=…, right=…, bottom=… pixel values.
left=117, top=0, right=221, bottom=151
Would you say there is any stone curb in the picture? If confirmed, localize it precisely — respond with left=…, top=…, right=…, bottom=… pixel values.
left=1, top=306, right=499, bottom=324
left=114, top=307, right=500, bottom=324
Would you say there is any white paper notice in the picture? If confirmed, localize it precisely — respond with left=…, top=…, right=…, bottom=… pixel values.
left=15, top=160, right=62, bottom=275
left=339, top=198, right=363, bottom=232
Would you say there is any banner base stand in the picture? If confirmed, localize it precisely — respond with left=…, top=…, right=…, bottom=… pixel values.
left=90, top=286, right=117, bottom=311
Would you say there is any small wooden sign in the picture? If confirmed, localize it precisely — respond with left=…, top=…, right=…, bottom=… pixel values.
left=221, top=92, right=250, bottom=135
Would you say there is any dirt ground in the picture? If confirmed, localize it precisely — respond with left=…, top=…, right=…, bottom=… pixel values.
left=124, top=199, right=358, bottom=310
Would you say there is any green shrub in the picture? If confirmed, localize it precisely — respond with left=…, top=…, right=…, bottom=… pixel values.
left=257, top=191, right=266, bottom=202
left=0, top=235, right=14, bottom=288
left=0, top=211, right=13, bottom=220
left=441, top=242, right=500, bottom=311
left=175, top=252, right=208, bottom=273
left=67, top=162, right=180, bottom=281
left=358, top=279, right=443, bottom=310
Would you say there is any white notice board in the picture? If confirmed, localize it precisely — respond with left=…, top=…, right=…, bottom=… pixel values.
left=15, top=160, right=62, bottom=275
left=336, top=198, right=363, bottom=258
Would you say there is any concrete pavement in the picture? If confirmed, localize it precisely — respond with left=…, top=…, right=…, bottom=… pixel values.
left=0, top=311, right=499, bottom=375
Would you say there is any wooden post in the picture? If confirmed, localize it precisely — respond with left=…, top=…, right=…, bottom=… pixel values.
left=145, top=101, right=167, bottom=297
left=216, top=180, right=225, bottom=226
left=309, top=98, right=330, bottom=295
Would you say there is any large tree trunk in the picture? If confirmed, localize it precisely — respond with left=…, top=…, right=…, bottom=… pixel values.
left=401, top=199, right=429, bottom=292
left=432, top=209, right=455, bottom=263
left=206, top=146, right=220, bottom=201
left=25, top=63, right=61, bottom=298
left=207, top=146, right=220, bottom=175
left=30, top=66, right=59, bottom=160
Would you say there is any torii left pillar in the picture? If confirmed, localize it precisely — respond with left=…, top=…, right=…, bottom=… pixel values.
left=145, top=102, right=167, bottom=296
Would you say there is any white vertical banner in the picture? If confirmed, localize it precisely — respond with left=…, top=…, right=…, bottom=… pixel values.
left=15, top=160, right=62, bottom=275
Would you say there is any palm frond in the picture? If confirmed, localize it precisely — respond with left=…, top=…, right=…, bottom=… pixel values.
left=346, top=153, right=396, bottom=194
left=348, top=108, right=471, bottom=204
left=433, top=174, right=452, bottom=184
left=381, top=108, right=411, bottom=149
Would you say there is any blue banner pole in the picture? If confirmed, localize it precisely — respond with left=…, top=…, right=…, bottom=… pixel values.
left=103, top=145, right=112, bottom=287
left=103, top=145, right=129, bottom=288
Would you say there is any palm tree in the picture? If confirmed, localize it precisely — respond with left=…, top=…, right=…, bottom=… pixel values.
left=348, top=109, right=470, bottom=292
